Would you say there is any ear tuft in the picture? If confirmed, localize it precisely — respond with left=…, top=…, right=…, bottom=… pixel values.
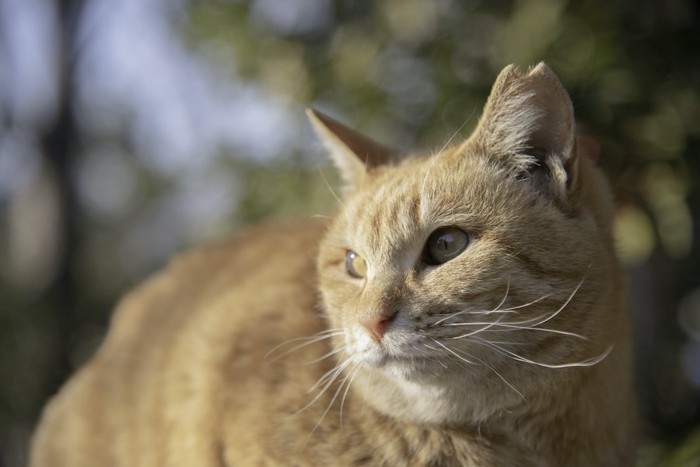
left=306, top=108, right=398, bottom=192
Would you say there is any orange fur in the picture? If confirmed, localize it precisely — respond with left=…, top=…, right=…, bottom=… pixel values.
left=31, top=63, right=636, bottom=466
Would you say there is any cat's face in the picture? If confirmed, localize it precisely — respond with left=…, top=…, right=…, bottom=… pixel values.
left=318, top=145, right=602, bottom=383
left=313, top=64, right=616, bottom=405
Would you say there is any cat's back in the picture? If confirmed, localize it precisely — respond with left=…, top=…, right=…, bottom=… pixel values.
left=31, top=218, right=329, bottom=467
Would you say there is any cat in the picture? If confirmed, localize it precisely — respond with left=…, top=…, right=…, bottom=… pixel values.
left=31, top=63, right=636, bottom=466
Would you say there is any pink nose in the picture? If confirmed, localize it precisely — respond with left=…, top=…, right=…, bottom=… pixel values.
left=358, top=310, right=397, bottom=342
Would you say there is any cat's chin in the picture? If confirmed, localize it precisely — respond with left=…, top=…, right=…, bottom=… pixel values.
left=352, top=357, right=505, bottom=426
left=355, top=352, right=429, bottom=377
left=349, top=339, right=449, bottom=383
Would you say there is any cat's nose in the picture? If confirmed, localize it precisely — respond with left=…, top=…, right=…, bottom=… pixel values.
left=358, top=309, right=397, bottom=342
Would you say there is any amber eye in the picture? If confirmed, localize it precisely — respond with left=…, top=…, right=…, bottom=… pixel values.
left=345, top=251, right=367, bottom=278
left=424, top=227, right=470, bottom=265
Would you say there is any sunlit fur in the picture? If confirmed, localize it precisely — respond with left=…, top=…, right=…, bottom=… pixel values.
left=31, top=64, right=636, bottom=466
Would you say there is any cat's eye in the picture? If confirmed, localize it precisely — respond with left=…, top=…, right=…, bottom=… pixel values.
left=345, top=251, right=367, bottom=278
left=424, top=227, right=470, bottom=265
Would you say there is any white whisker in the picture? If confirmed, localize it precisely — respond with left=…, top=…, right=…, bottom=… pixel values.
left=339, top=366, right=359, bottom=426
left=491, top=280, right=511, bottom=313
left=466, top=272, right=589, bottom=331
left=318, top=166, right=344, bottom=208
left=432, top=281, right=511, bottom=326
left=303, top=348, right=344, bottom=365
left=454, top=346, right=525, bottom=400
left=432, top=339, right=475, bottom=365
left=285, top=358, right=353, bottom=436
left=305, top=365, right=354, bottom=444
left=308, top=359, right=350, bottom=394
left=481, top=324, right=588, bottom=340
left=445, top=320, right=587, bottom=341
left=463, top=309, right=518, bottom=315
left=501, top=291, right=557, bottom=311
left=474, top=337, right=614, bottom=369
left=450, top=315, right=508, bottom=339
left=433, top=338, right=525, bottom=400
left=265, top=329, right=345, bottom=361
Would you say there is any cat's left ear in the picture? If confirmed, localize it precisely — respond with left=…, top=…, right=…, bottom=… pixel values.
left=473, top=63, right=579, bottom=200
left=306, top=108, right=399, bottom=191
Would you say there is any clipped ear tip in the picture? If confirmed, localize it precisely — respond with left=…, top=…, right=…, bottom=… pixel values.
left=528, top=61, right=551, bottom=74
left=526, top=62, right=562, bottom=83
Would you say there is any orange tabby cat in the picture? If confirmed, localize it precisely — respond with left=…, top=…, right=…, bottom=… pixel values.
left=31, top=63, right=636, bottom=466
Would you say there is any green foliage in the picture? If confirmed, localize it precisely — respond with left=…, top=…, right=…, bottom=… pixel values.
left=235, top=162, right=340, bottom=224
left=184, top=0, right=700, bottom=266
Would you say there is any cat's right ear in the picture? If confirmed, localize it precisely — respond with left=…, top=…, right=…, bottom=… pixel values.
left=306, top=108, right=398, bottom=192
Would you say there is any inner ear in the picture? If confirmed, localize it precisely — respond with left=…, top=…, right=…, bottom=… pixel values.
left=523, top=145, right=579, bottom=196
left=525, top=80, right=575, bottom=161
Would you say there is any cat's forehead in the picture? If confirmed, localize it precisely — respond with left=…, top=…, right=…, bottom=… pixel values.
left=349, top=147, right=494, bottom=213
left=341, top=147, right=508, bottom=254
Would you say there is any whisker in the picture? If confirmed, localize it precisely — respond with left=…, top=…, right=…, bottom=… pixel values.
left=500, top=291, right=557, bottom=311
left=339, top=365, right=359, bottom=427
left=449, top=344, right=526, bottom=400
left=423, top=343, right=457, bottom=369
left=462, top=309, right=518, bottom=315
left=303, top=348, right=344, bottom=365
left=432, top=339, right=476, bottom=365
left=287, top=358, right=353, bottom=432
left=474, top=337, right=614, bottom=369
left=444, top=319, right=510, bottom=327
left=432, top=281, right=511, bottom=326
left=445, top=320, right=587, bottom=340
left=308, top=359, right=351, bottom=394
left=317, top=166, right=345, bottom=208
left=490, top=280, right=511, bottom=313
left=432, top=307, right=480, bottom=327
left=480, top=324, right=588, bottom=340
left=456, top=291, right=557, bottom=318
left=472, top=273, right=589, bottom=330
left=304, top=369, right=351, bottom=445
left=432, top=338, right=525, bottom=399
left=520, top=274, right=588, bottom=329
left=450, top=315, right=508, bottom=339
left=265, top=329, right=345, bottom=361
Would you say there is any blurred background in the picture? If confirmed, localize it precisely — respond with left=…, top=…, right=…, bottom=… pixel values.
left=1, top=0, right=699, bottom=465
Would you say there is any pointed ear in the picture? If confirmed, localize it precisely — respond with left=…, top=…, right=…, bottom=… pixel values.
left=473, top=63, right=578, bottom=199
left=306, top=108, right=399, bottom=191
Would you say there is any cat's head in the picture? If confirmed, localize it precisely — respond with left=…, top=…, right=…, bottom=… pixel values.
left=312, top=63, right=619, bottom=417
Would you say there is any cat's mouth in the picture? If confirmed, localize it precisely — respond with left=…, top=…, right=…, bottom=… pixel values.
left=349, top=337, right=440, bottom=372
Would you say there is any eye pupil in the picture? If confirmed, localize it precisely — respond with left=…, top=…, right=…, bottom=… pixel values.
left=425, top=227, right=470, bottom=265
